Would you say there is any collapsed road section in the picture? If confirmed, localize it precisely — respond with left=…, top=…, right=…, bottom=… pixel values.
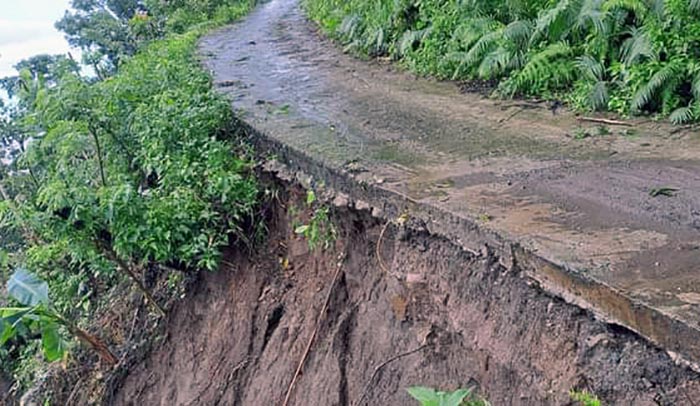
left=194, top=0, right=700, bottom=403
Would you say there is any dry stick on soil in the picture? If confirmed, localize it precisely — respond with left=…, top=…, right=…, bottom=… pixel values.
left=353, top=344, right=430, bottom=406
left=577, top=117, right=632, bottom=126
left=282, top=254, right=347, bottom=406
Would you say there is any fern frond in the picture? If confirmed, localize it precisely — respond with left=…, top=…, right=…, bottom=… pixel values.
left=631, top=63, right=676, bottom=112
left=620, top=27, right=656, bottom=65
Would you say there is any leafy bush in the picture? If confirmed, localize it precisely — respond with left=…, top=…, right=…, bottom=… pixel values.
left=0, top=0, right=259, bottom=391
left=305, top=0, right=700, bottom=123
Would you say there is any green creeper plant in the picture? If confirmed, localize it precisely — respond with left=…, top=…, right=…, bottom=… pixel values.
left=407, top=386, right=490, bottom=406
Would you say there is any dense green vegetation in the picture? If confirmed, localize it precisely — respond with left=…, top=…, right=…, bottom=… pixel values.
left=305, top=0, right=700, bottom=123
left=0, top=0, right=258, bottom=393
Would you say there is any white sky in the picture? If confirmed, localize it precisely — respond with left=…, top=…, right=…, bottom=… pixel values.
left=0, top=0, right=74, bottom=77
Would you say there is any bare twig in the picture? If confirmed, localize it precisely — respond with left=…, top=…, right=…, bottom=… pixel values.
left=282, top=254, right=346, bottom=406
left=353, top=344, right=430, bottom=406
left=98, top=242, right=166, bottom=317
left=112, top=255, right=166, bottom=318
left=498, top=107, right=524, bottom=123
left=577, top=117, right=632, bottom=126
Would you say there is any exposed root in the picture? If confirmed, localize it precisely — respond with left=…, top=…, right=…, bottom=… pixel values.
left=376, top=221, right=391, bottom=274
left=282, top=253, right=347, bottom=406
left=352, top=344, right=430, bottom=406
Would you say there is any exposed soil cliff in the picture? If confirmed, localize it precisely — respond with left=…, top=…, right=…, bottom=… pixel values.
left=107, top=181, right=700, bottom=406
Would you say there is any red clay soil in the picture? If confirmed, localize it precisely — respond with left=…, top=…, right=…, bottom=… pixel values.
left=109, top=184, right=700, bottom=406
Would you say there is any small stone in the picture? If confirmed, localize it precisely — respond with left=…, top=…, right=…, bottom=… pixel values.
left=406, top=273, right=425, bottom=284
left=355, top=200, right=370, bottom=211
left=333, top=193, right=350, bottom=208
left=371, top=206, right=383, bottom=218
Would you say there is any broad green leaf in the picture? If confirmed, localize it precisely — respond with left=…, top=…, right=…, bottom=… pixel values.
left=7, top=268, right=49, bottom=306
left=0, top=318, right=14, bottom=346
left=442, top=389, right=471, bottom=406
left=306, top=190, right=316, bottom=206
left=41, top=321, right=68, bottom=362
left=0, top=307, right=32, bottom=345
left=407, top=386, right=439, bottom=406
left=1, top=307, right=33, bottom=325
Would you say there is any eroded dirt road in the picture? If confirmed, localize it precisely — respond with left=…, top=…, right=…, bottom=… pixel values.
left=201, top=0, right=700, bottom=369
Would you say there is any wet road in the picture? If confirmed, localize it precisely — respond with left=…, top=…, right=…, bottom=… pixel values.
left=201, top=0, right=700, bottom=365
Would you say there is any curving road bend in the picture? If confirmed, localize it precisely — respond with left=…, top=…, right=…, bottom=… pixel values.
left=201, top=0, right=700, bottom=366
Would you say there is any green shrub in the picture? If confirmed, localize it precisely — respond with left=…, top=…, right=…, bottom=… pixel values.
left=305, top=0, right=700, bottom=123
left=0, top=0, right=259, bottom=391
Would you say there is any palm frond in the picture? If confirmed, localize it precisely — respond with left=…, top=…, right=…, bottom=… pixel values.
left=511, top=42, right=575, bottom=91
left=398, top=28, right=431, bottom=56
left=669, top=105, right=695, bottom=124
left=503, top=20, right=534, bottom=46
left=588, top=80, right=609, bottom=110
left=462, top=30, right=503, bottom=68
left=603, top=0, right=649, bottom=22
left=477, top=47, right=512, bottom=78
left=631, top=63, right=676, bottom=112
left=691, top=0, right=700, bottom=13
left=338, top=14, right=362, bottom=40
left=453, top=17, right=503, bottom=49
left=692, top=71, right=700, bottom=101
left=645, top=0, right=664, bottom=18
left=575, top=55, right=605, bottom=81
left=531, top=0, right=574, bottom=43
left=575, top=0, right=608, bottom=35
left=620, top=27, right=656, bottom=65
